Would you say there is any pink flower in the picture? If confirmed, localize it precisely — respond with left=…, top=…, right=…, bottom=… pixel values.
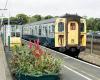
left=28, top=40, right=33, bottom=49
left=32, top=39, right=44, bottom=58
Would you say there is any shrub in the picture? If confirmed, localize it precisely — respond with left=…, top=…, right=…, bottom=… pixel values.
left=10, top=40, right=62, bottom=76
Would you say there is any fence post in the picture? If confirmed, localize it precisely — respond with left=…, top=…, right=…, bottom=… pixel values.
left=90, top=34, right=93, bottom=54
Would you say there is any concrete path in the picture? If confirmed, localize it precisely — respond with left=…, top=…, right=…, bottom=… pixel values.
left=41, top=45, right=100, bottom=80
left=0, top=37, right=13, bottom=80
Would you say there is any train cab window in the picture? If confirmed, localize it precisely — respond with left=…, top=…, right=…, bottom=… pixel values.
left=58, top=22, right=64, bottom=32
left=16, top=32, right=20, bottom=37
left=70, top=23, right=76, bottom=30
left=80, top=23, right=84, bottom=32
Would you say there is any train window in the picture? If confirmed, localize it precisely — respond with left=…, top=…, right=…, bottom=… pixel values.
left=96, top=35, right=100, bottom=39
left=45, top=27, right=48, bottom=36
left=32, top=29, right=33, bottom=35
left=80, top=23, right=84, bottom=32
left=49, top=26, right=51, bottom=33
left=35, top=26, right=37, bottom=34
left=11, top=32, right=15, bottom=37
left=52, top=25, right=55, bottom=32
left=58, top=22, right=64, bottom=32
left=16, top=32, right=20, bottom=37
left=70, top=23, right=76, bottom=30
left=39, top=26, right=41, bottom=35
left=11, top=26, right=16, bottom=31
left=42, top=26, right=45, bottom=36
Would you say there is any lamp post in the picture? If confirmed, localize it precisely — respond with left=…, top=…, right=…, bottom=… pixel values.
left=0, top=14, right=4, bottom=27
left=0, top=9, right=8, bottom=45
left=0, top=8, right=8, bottom=25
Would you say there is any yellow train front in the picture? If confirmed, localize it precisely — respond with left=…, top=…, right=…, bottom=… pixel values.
left=55, top=15, right=86, bottom=56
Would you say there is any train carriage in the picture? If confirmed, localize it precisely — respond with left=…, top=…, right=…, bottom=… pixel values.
left=22, top=14, right=86, bottom=57
left=1, top=25, right=22, bottom=47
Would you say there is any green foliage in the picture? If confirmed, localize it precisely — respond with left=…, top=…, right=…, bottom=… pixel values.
left=0, top=14, right=55, bottom=25
left=44, top=15, right=53, bottom=19
left=10, top=44, right=62, bottom=76
left=33, top=15, right=42, bottom=21
left=2, top=18, right=8, bottom=25
left=87, top=18, right=100, bottom=31
left=30, top=15, right=42, bottom=22
left=10, top=17, right=18, bottom=25
left=16, top=14, right=29, bottom=25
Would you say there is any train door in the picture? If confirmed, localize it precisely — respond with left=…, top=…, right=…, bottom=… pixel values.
left=68, top=21, right=79, bottom=45
left=55, top=18, right=66, bottom=47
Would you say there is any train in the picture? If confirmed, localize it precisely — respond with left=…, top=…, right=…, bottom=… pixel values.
left=21, top=14, right=87, bottom=57
left=1, top=25, right=22, bottom=47
left=0, top=14, right=86, bottom=57
left=87, top=33, right=100, bottom=42
left=86, top=33, right=100, bottom=50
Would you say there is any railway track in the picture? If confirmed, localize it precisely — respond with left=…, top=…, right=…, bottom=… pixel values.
left=86, top=41, right=100, bottom=51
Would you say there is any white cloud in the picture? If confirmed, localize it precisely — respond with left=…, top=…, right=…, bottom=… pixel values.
left=0, top=0, right=100, bottom=18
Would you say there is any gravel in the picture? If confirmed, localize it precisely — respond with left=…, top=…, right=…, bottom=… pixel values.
left=79, top=49, right=100, bottom=66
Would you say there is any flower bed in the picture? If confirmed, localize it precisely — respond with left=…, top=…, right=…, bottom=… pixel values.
left=10, top=40, right=61, bottom=80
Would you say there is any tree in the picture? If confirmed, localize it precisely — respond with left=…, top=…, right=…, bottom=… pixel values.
left=87, top=18, right=100, bottom=31
left=2, top=18, right=8, bottom=25
left=16, top=14, right=29, bottom=25
left=30, top=15, right=42, bottom=22
left=86, top=18, right=95, bottom=31
left=95, top=19, right=100, bottom=31
left=10, top=17, right=18, bottom=25
left=30, top=16, right=37, bottom=22
left=44, top=15, right=53, bottom=19
left=33, top=15, right=42, bottom=21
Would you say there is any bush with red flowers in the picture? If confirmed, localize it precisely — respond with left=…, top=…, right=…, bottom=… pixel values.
left=10, top=40, right=62, bottom=76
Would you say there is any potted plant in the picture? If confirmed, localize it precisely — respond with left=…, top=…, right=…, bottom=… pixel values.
left=10, top=40, right=62, bottom=80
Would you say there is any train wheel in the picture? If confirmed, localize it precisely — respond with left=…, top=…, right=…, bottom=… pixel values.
left=69, top=48, right=80, bottom=57
left=75, top=49, right=80, bottom=58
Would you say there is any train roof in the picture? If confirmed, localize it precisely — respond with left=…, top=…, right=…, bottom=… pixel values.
left=30, top=14, right=82, bottom=25
left=30, top=18, right=56, bottom=25
left=24, top=14, right=83, bottom=26
left=61, top=13, right=82, bottom=18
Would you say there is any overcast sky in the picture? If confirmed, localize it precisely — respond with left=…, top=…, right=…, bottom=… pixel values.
left=0, top=0, right=100, bottom=18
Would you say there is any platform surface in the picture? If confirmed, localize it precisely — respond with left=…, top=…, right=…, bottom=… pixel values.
left=0, top=37, right=13, bottom=80
left=41, top=45, right=100, bottom=80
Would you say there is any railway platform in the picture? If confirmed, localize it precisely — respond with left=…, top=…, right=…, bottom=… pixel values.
left=0, top=37, right=13, bottom=80
left=1, top=37, right=100, bottom=80
left=43, top=47, right=100, bottom=80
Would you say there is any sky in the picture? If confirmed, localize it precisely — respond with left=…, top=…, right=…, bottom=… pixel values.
left=0, top=0, right=100, bottom=18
